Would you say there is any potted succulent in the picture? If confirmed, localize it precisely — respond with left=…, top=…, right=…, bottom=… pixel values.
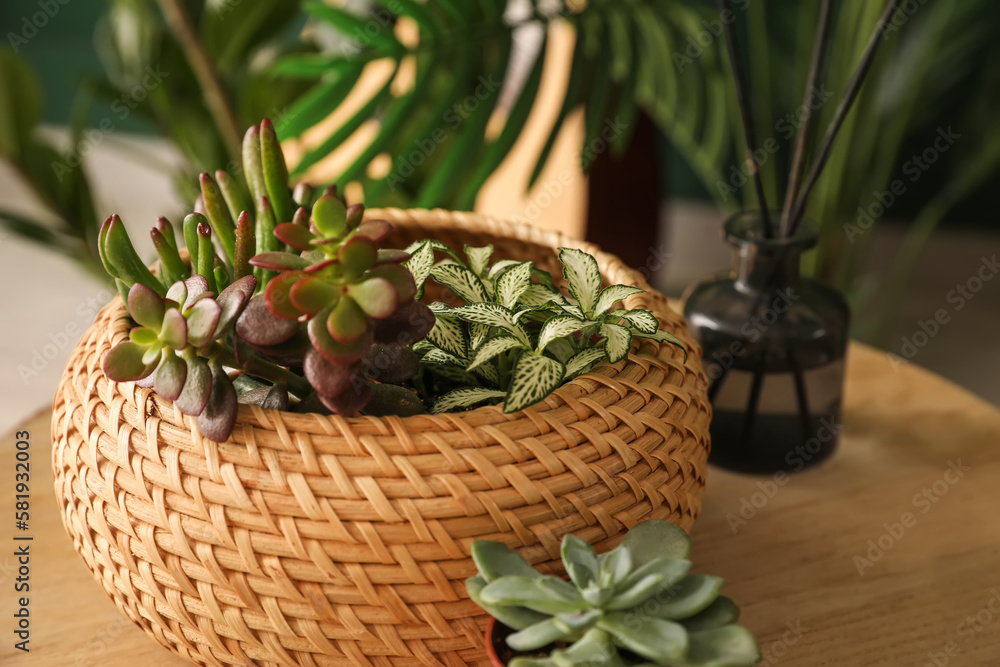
left=52, top=120, right=714, bottom=666
left=469, top=520, right=759, bottom=667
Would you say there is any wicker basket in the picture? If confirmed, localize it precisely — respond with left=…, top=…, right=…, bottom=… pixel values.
left=52, top=209, right=712, bottom=667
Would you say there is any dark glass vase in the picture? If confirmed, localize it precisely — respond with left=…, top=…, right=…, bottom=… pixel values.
left=683, top=212, right=850, bottom=474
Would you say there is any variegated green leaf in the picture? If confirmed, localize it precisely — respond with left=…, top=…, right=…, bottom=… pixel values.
left=404, top=239, right=460, bottom=260
left=422, top=346, right=467, bottom=368
left=451, top=303, right=530, bottom=345
left=427, top=312, right=468, bottom=359
left=566, top=347, right=607, bottom=378
left=560, top=301, right=586, bottom=320
left=468, top=335, right=527, bottom=372
left=464, top=244, right=493, bottom=276
left=403, top=241, right=437, bottom=300
left=487, top=259, right=520, bottom=280
left=559, top=247, right=602, bottom=315
left=594, top=285, right=644, bottom=316
left=494, top=261, right=533, bottom=308
left=519, top=284, right=560, bottom=307
left=431, top=388, right=506, bottom=414
left=471, top=361, right=499, bottom=385
left=601, top=322, right=633, bottom=363
left=505, top=352, right=566, bottom=413
left=537, top=315, right=587, bottom=353
left=430, top=263, right=489, bottom=303
left=609, top=308, right=659, bottom=334
left=635, top=328, right=688, bottom=360
left=469, top=322, right=491, bottom=350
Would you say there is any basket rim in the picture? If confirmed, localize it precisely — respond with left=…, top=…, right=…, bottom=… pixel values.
left=96, top=207, right=699, bottom=431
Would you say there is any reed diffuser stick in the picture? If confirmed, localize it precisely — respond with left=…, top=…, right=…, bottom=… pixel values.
left=717, top=0, right=773, bottom=237
left=787, top=0, right=901, bottom=233
left=780, top=0, right=834, bottom=236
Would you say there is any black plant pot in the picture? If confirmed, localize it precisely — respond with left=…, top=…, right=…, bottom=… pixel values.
left=684, top=212, right=850, bottom=474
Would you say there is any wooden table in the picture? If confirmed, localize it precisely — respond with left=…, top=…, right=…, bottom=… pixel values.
left=3, top=344, right=999, bottom=666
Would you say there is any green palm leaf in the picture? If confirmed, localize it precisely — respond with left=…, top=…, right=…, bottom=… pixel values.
left=275, top=0, right=734, bottom=211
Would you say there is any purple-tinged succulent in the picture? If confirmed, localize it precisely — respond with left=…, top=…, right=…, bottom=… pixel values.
left=103, top=275, right=256, bottom=441
left=98, top=117, right=438, bottom=427
left=242, top=194, right=431, bottom=415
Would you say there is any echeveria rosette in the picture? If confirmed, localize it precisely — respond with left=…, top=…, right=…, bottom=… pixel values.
left=467, top=521, right=760, bottom=667
left=103, top=275, right=257, bottom=442
left=245, top=195, right=433, bottom=415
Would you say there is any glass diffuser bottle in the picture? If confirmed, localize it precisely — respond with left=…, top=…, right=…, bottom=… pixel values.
left=684, top=212, right=850, bottom=474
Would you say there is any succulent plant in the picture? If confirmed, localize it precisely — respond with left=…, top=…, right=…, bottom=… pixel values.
left=96, top=114, right=690, bottom=439
left=97, top=118, right=434, bottom=438
left=103, top=275, right=257, bottom=441
left=403, top=241, right=687, bottom=414
left=242, top=190, right=433, bottom=414
left=468, top=521, right=759, bottom=667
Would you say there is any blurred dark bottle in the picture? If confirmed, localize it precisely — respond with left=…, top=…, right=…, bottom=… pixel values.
left=684, top=212, right=850, bottom=474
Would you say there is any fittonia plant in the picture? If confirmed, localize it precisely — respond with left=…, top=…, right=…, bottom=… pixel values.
left=404, top=242, right=686, bottom=414
left=468, top=521, right=760, bottom=666
left=98, top=118, right=686, bottom=441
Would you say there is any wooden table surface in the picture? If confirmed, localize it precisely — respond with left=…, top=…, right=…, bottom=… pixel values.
left=3, top=343, right=999, bottom=666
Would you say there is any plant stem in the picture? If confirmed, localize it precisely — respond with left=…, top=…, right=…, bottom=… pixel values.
left=780, top=0, right=834, bottom=236
left=717, top=0, right=772, bottom=237
left=788, top=0, right=901, bottom=234
left=215, top=346, right=313, bottom=397
left=155, top=0, right=242, bottom=165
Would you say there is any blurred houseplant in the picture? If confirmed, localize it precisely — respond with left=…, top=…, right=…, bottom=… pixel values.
left=4, top=0, right=999, bottom=345
left=280, top=0, right=1000, bottom=344
left=0, top=0, right=316, bottom=279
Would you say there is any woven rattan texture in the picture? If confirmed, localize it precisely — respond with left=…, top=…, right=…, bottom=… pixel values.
left=52, top=209, right=712, bottom=666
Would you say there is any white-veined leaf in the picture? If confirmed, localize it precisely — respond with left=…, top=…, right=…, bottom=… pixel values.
left=403, top=241, right=437, bottom=300
left=505, top=352, right=566, bottom=413
left=468, top=335, right=527, bottom=371
left=608, top=308, right=659, bottom=334
left=465, top=245, right=494, bottom=276
left=635, top=328, right=688, bottom=360
left=471, top=361, right=499, bottom=385
left=601, top=322, right=633, bottom=363
left=565, top=347, right=608, bottom=378
left=469, top=322, right=491, bottom=349
left=404, top=239, right=460, bottom=260
left=594, top=285, right=644, bottom=316
left=559, top=247, right=602, bottom=315
left=427, top=313, right=468, bottom=359
left=495, top=261, right=533, bottom=308
left=430, top=263, right=489, bottom=303
left=487, top=259, right=521, bottom=280
left=451, top=303, right=530, bottom=345
left=514, top=307, right=546, bottom=324
left=413, top=339, right=436, bottom=354
left=519, top=284, right=560, bottom=307
left=537, top=315, right=587, bottom=353
left=422, top=346, right=467, bottom=367
left=431, top=388, right=507, bottom=414
left=561, top=303, right=586, bottom=320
